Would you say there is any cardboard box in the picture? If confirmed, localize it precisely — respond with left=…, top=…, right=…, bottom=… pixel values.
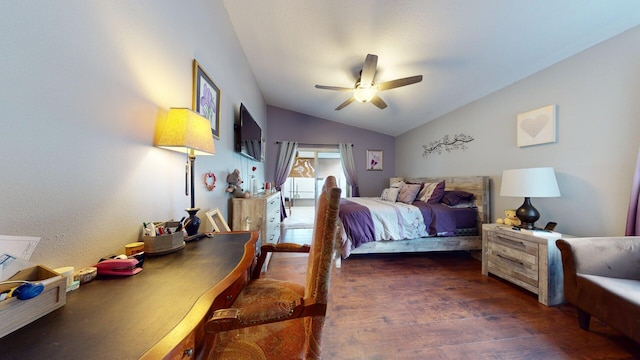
left=141, top=221, right=185, bottom=255
left=0, top=265, right=66, bottom=338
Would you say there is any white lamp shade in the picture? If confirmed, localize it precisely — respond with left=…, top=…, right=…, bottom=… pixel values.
left=155, top=108, right=215, bottom=156
left=500, top=167, right=560, bottom=198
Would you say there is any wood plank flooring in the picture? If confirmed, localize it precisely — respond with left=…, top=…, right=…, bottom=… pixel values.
left=267, top=227, right=640, bottom=359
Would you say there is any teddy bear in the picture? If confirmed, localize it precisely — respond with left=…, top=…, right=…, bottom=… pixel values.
left=496, top=209, right=521, bottom=226
left=226, top=169, right=251, bottom=198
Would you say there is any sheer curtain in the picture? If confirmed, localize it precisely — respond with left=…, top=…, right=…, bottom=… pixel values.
left=339, top=143, right=359, bottom=197
left=275, top=141, right=298, bottom=220
left=626, top=147, right=640, bottom=236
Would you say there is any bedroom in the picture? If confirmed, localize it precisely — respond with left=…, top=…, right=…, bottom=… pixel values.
left=0, top=1, right=639, bottom=357
left=0, top=0, right=637, bottom=276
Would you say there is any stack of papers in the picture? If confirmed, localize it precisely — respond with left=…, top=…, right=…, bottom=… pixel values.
left=519, top=228, right=562, bottom=239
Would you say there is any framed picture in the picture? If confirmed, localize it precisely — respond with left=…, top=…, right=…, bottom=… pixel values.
left=366, top=150, right=383, bottom=171
left=193, top=59, right=221, bottom=139
left=517, top=104, right=557, bottom=147
left=205, top=208, right=230, bottom=232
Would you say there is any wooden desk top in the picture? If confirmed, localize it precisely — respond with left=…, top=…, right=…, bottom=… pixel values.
left=0, top=232, right=258, bottom=360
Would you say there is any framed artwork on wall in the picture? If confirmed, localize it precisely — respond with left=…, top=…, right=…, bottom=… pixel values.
left=517, top=104, right=557, bottom=147
left=206, top=208, right=230, bottom=232
left=193, top=59, right=221, bottom=139
left=366, top=150, right=383, bottom=171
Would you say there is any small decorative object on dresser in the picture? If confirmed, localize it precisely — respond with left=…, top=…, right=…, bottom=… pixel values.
left=226, top=169, right=250, bottom=198
left=482, top=223, right=567, bottom=306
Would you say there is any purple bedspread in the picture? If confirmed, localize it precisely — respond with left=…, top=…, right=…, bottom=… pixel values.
left=339, top=199, right=375, bottom=249
left=339, top=198, right=478, bottom=249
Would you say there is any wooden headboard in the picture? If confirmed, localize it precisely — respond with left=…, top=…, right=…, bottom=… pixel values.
left=404, top=176, right=491, bottom=226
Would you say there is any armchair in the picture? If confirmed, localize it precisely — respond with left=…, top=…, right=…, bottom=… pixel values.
left=556, top=237, right=640, bottom=343
left=204, top=176, right=342, bottom=359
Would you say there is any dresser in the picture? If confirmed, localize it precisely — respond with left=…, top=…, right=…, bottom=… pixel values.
left=0, top=232, right=260, bottom=359
left=482, top=223, right=567, bottom=306
left=232, top=192, right=281, bottom=269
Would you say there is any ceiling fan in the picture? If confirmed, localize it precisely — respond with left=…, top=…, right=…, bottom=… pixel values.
left=315, top=54, right=423, bottom=110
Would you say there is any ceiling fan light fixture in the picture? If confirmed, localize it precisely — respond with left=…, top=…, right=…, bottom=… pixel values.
left=353, top=82, right=377, bottom=103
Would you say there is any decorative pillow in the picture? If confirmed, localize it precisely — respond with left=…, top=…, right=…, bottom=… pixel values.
left=390, top=181, right=405, bottom=188
left=386, top=187, right=399, bottom=202
left=380, top=188, right=390, bottom=200
left=441, top=190, right=474, bottom=206
left=418, top=181, right=446, bottom=203
left=396, top=183, right=422, bottom=204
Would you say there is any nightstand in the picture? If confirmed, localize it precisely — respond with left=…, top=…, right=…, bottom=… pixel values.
left=482, top=223, right=567, bottom=306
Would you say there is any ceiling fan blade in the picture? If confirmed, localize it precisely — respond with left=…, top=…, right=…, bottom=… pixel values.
left=370, top=95, right=387, bottom=109
left=315, top=85, right=354, bottom=91
left=360, top=54, right=378, bottom=84
left=377, top=75, right=423, bottom=91
left=335, top=97, right=355, bottom=110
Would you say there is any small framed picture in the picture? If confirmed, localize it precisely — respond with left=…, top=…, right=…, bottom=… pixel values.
left=205, top=208, right=230, bottom=232
left=193, top=59, right=221, bottom=139
left=366, top=150, right=383, bottom=171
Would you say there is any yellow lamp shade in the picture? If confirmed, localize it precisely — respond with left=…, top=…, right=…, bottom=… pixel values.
left=155, top=108, right=215, bottom=156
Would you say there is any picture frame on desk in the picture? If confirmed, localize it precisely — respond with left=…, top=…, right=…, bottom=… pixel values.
left=206, top=208, right=230, bottom=232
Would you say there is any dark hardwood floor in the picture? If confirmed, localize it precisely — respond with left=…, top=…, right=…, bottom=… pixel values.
left=267, top=227, right=640, bottom=359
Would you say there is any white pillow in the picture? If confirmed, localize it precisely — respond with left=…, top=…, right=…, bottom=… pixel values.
left=382, top=187, right=399, bottom=202
left=380, top=188, right=390, bottom=200
left=390, top=181, right=405, bottom=188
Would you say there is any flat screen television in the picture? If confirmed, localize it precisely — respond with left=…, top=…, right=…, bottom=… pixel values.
left=235, top=103, right=263, bottom=161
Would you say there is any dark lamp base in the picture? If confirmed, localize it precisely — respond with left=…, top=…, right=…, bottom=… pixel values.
left=516, top=197, right=539, bottom=230
left=185, top=208, right=201, bottom=236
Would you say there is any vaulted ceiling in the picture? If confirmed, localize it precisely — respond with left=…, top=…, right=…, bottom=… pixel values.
left=222, top=1, right=640, bottom=136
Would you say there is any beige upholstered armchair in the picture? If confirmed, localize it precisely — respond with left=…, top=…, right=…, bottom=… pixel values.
left=203, top=176, right=341, bottom=359
left=556, top=237, right=640, bottom=343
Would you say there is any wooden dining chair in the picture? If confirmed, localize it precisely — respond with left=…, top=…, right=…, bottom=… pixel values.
left=204, top=176, right=341, bottom=359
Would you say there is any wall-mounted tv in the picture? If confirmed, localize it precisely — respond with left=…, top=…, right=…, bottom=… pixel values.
left=234, top=103, right=263, bottom=162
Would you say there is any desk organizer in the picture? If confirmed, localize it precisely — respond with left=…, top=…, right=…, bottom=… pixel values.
left=141, top=221, right=185, bottom=255
left=0, top=265, right=66, bottom=338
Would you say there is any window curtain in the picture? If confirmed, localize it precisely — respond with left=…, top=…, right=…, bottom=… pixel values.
left=275, top=141, right=298, bottom=220
left=626, top=147, right=640, bottom=236
left=339, top=143, right=359, bottom=197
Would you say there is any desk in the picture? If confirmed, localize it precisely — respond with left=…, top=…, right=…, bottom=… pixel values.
left=0, top=232, right=259, bottom=360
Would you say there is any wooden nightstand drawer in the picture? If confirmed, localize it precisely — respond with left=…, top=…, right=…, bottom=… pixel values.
left=487, top=230, right=539, bottom=292
left=482, top=224, right=567, bottom=306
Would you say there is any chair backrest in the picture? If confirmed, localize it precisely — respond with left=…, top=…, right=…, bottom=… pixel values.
left=303, top=175, right=341, bottom=359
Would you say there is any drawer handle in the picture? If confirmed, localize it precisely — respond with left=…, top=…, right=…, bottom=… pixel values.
left=497, top=254, right=524, bottom=266
left=496, top=236, right=526, bottom=247
left=183, top=348, right=194, bottom=357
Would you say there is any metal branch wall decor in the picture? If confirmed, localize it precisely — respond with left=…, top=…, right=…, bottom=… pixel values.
left=422, top=133, right=474, bottom=156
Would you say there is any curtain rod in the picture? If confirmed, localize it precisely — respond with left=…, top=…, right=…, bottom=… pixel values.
left=274, top=141, right=353, bottom=147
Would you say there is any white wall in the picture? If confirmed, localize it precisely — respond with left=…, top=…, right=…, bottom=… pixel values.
left=0, top=0, right=265, bottom=269
left=396, top=25, right=640, bottom=237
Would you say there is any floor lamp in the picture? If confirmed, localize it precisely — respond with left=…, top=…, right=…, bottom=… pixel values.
left=500, top=167, right=560, bottom=230
left=155, top=108, right=215, bottom=236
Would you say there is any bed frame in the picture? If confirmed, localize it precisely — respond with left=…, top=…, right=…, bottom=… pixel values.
left=336, top=176, right=491, bottom=267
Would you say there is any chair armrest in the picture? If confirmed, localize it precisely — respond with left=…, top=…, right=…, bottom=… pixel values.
left=252, top=243, right=311, bottom=279
left=205, top=297, right=326, bottom=333
left=557, top=237, right=640, bottom=279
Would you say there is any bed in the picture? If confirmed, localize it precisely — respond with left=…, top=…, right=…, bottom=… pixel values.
left=336, top=176, right=490, bottom=266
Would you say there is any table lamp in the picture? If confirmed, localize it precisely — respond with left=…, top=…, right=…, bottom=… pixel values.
left=500, top=167, right=560, bottom=230
left=155, top=108, right=215, bottom=236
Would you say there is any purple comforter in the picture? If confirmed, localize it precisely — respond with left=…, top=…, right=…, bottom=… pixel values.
left=339, top=198, right=477, bottom=250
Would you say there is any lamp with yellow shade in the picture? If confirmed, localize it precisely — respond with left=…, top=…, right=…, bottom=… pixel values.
left=155, top=108, right=215, bottom=236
